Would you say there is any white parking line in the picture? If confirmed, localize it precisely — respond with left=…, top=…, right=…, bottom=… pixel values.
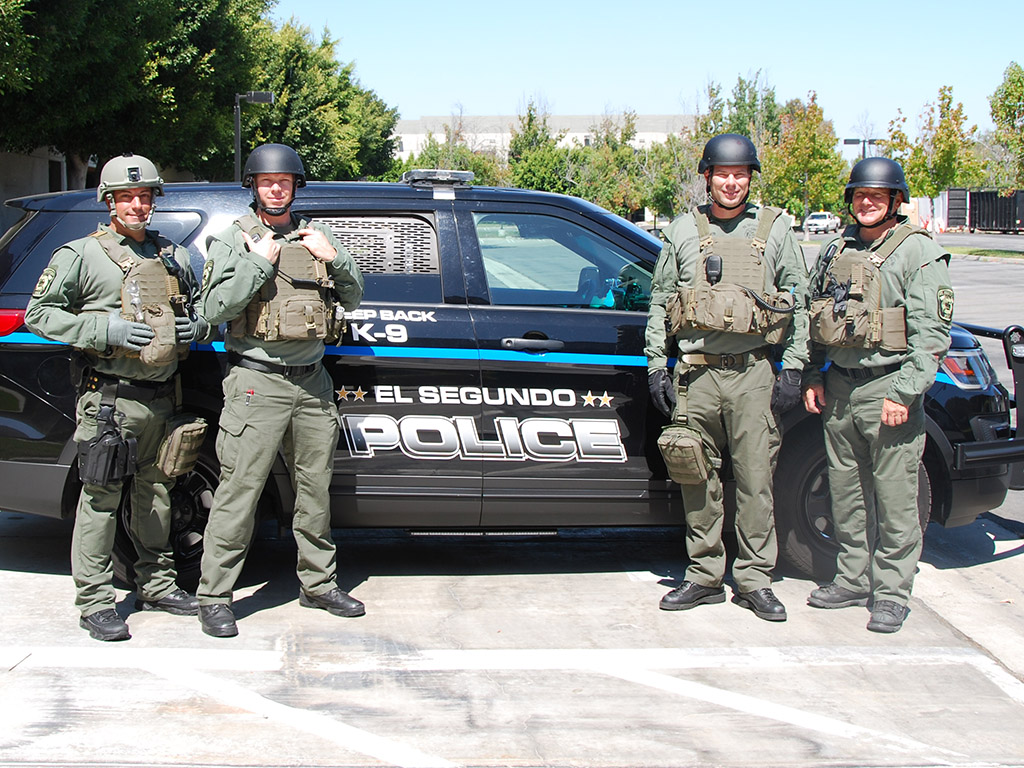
left=144, top=666, right=458, bottom=768
left=8, top=643, right=1017, bottom=766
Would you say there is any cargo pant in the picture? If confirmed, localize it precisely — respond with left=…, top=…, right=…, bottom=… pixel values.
left=823, top=368, right=925, bottom=606
left=675, top=356, right=780, bottom=591
left=72, top=389, right=179, bottom=617
left=198, top=364, right=340, bottom=605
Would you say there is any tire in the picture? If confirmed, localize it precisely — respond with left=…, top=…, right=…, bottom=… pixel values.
left=773, top=423, right=932, bottom=581
left=112, top=439, right=221, bottom=592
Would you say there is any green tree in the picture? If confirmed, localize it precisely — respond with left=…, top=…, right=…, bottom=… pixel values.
left=391, top=114, right=505, bottom=187
left=989, top=61, right=1024, bottom=186
left=639, top=82, right=726, bottom=218
left=507, top=101, right=571, bottom=194
left=884, top=86, right=984, bottom=197
left=0, top=0, right=271, bottom=186
left=760, top=92, right=845, bottom=219
left=566, top=112, right=643, bottom=217
left=0, top=0, right=31, bottom=94
left=247, top=21, right=397, bottom=181
left=726, top=71, right=781, bottom=149
left=975, top=129, right=1018, bottom=188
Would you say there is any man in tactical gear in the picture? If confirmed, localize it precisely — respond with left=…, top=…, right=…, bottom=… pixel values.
left=645, top=133, right=810, bottom=622
left=803, top=157, right=953, bottom=633
left=197, top=143, right=365, bottom=638
left=25, top=153, right=208, bottom=641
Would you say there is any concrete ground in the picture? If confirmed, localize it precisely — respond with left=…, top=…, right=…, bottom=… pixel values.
left=2, top=509, right=1024, bottom=768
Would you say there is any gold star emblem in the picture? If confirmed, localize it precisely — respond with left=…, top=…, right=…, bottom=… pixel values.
left=598, top=391, right=614, bottom=407
left=582, top=391, right=598, bottom=407
left=336, top=387, right=351, bottom=401
left=352, top=387, right=367, bottom=401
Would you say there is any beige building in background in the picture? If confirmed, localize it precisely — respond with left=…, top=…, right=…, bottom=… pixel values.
left=393, top=114, right=695, bottom=162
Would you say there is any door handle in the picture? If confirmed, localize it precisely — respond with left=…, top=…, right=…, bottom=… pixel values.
left=501, top=337, right=565, bottom=352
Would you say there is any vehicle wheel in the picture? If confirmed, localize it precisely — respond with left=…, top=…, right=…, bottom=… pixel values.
left=774, top=426, right=837, bottom=580
left=112, top=439, right=220, bottom=592
left=774, top=425, right=933, bottom=581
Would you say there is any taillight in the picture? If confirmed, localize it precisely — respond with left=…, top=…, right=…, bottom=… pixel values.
left=0, top=309, right=25, bottom=336
left=940, top=348, right=996, bottom=390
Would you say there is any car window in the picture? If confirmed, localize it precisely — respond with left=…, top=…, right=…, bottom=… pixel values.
left=314, top=213, right=442, bottom=303
left=471, top=212, right=651, bottom=311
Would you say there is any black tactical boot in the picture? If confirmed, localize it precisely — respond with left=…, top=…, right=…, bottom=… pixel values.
left=807, top=582, right=870, bottom=609
left=80, top=608, right=131, bottom=642
left=867, top=600, right=909, bottom=633
left=659, top=580, right=726, bottom=611
left=733, top=587, right=787, bottom=622
left=199, top=604, right=238, bottom=638
left=136, top=588, right=199, bottom=616
left=299, top=587, right=366, bottom=617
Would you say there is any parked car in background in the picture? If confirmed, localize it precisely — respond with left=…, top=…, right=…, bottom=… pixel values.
left=803, top=211, right=842, bottom=234
left=1, top=173, right=1023, bottom=584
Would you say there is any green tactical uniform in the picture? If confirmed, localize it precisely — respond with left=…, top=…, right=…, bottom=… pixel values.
left=197, top=211, right=363, bottom=606
left=646, top=204, right=810, bottom=591
left=24, top=224, right=204, bottom=617
left=806, top=217, right=952, bottom=607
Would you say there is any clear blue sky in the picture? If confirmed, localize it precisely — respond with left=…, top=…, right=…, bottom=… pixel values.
left=272, top=0, right=1018, bottom=159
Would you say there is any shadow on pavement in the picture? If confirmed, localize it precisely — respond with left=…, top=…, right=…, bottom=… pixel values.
left=920, top=512, right=1024, bottom=569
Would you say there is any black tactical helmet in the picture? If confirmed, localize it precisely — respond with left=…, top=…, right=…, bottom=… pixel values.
left=698, top=133, right=761, bottom=174
left=242, top=143, right=307, bottom=189
left=844, top=157, right=909, bottom=204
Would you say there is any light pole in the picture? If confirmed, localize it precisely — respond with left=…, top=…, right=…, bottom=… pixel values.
left=234, top=91, right=275, bottom=182
left=843, top=137, right=880, bottom=160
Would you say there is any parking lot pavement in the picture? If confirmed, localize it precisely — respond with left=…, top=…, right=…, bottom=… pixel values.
left=2, top=512, right=1024, bottom=768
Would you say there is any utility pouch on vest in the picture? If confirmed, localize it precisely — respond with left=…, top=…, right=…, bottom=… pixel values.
left=761, top=290, right=796, bottom=344
left=278, top=294, right=328, bottom=339
left=657, top=423, right=709, bottom=485
left=77, top=405, right=138, bottom=485
left=134, top=303, right=179, bottom=365
left=687, top=284, right=757, bottom=334
left=156, top=414, right=207, bottom=477
left=99, top=230, right=189, bottom=364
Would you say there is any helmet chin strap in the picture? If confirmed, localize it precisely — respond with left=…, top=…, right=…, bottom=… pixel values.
left=705, top=169, right=750, bottom=212
left=107, top=194, right=154, bottom=231
left=253, top=188, right=293, bottom=218
left=850, top=190, right=900, bottom=228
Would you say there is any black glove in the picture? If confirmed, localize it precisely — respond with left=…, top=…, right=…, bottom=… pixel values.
left=771, top=369, right=802, bottom=414
left=175, top=314, right=210, bottom=344
left=106, top=314, right=155, bottom=352
left=648, top=368, right=676, bottom=418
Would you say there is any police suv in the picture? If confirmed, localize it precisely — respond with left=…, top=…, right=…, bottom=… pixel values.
left=1, top=171, right=1023, bottom=582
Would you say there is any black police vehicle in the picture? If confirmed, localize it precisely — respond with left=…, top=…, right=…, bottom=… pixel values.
left=2, top=171, right=1023, bottom=582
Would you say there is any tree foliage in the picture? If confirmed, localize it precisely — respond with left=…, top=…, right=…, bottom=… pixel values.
left=989, top=61, right=1024, bottom=187
left=565, top=113, right=642, bottom=217
left=247, top=21, right=397, bottom=181
left=0, top=2, right=397, bottom=186
left=0, top=0, right=272, bottom=186
left=0, top=0, right=31, bottom=94
left=760, top=93, right=845, bottom=218
left=508, top=101, right=571, bottom=195
left=391, top=113, right=505, bottom=187
left=884, top=86, right=984, bottom=197
left=726, top=71, right=781, bottom=149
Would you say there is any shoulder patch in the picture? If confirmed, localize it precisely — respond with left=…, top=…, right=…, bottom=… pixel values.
left=201, top=258, right=215, bottom=290
left=937, top=286, right=954, bottom=323
left=32, top=267, right=57, bottom=299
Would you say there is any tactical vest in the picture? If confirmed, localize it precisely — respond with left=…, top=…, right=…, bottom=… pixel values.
left=229, top=214, right=343, bottom=342
left=92, top=229, right=190, bottom=365
left=807, top=222, right=924, bottom=351
left=666, top=206, right=795, bottom=344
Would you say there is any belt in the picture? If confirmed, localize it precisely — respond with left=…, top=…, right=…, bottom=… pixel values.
left=81, top=371, right=177, bottom=402
left=831, top=362, right=901, bottom=381
left=679, top=349, right=768, bottom=369
left=228, top=351, right=319, bottom=378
